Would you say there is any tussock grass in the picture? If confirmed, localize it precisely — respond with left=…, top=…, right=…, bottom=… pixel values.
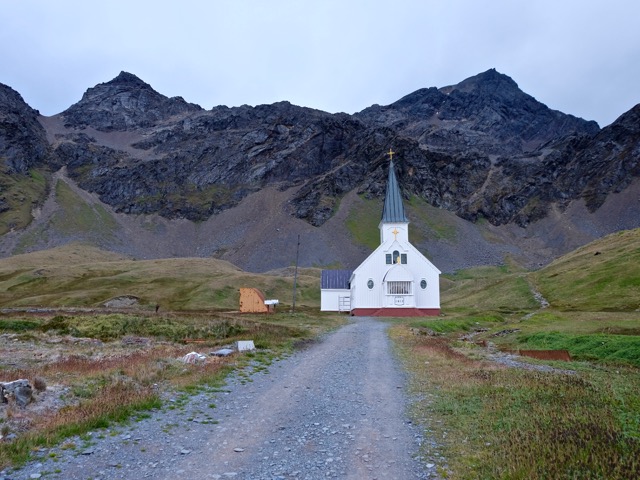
left=393, top=229, right=640, bottom=477
left=392, top=327, right=640, bottom=479
left=2, top=385, right=160, bottom=468
left=0, top=310, right=344, bottom=469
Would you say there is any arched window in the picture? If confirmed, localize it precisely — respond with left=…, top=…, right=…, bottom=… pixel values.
left=393, top=250, right=400, bottom=264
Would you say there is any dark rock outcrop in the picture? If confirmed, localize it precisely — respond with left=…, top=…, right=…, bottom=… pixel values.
left=62, top=71, right=202, bottom=131
left=356, top=69, right=600, bottom=156
left=0, top=83, right=49, bottom=173
left=2, top=69, right=639, bottom=235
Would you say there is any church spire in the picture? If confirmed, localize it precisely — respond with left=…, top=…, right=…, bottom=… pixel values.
left=381, top=153, right=408, bottom=224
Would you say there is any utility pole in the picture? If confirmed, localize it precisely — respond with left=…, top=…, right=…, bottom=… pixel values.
left=291, top=234, right=300, bottom=313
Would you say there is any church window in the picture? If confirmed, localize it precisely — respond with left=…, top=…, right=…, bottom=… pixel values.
left=401, top=254, right=407, bottom=264
left=393, top=250, right=400, bottom=264
left=385, top=254, right=392, bottom=264
left=420, top=279, right=427, bottom=289
left=387, top=281, right=412, bottom=295
left=367, top=279, right=374, bottom=289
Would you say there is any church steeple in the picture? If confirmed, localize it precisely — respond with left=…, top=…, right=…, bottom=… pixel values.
left=379, top=151, right=409, bottom=244
left=381, top=154, right=408, bottom=224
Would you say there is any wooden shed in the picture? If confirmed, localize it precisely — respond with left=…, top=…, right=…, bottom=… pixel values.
left=239, top=288, right=277, bottom=313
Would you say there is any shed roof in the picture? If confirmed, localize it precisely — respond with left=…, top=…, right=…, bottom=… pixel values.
left=321, top=269, right=353, bottom=289
left=381, top=159, right=408, bottom=223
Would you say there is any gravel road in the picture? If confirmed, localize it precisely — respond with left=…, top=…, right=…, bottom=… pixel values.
left=4, top=317, right=436, bottom=480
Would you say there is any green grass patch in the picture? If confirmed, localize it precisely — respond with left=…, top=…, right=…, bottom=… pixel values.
left=416, top=314, right=504, bottom=333
left=516, top=331, right=640, bottom=367
left=532, top=229, right=640, bottom=311
left=0, top=318, right=39, bottom=332
left=345, top=194, right=382, bottom=250
left=442, top=267, right=538, bottom=314
left=51, top=180, right=118, bottom=237
left=407, top=195, right=458, bottom=242
left=0, top=168, right=49, bottom=235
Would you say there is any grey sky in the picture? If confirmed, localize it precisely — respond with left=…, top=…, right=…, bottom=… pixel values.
left=2, top=0, right=639, bottom=127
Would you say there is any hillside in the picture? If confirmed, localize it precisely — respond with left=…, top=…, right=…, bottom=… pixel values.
left=0, top=69, right=639, bottom=272
left=0, top=243, right=320, bottom=310
left=1, top=227, right=638, bottom=314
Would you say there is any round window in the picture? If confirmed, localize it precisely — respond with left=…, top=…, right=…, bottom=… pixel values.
left=420, top=279, right=427, bottom=289
left=367, top=279, right=374, bottom=289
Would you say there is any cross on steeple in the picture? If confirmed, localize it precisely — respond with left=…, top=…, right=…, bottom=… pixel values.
left=387, top=148, right=396, bottom=162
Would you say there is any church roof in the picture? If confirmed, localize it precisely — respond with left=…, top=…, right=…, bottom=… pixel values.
left=321, top=270, right=353, bottom=289
left=381, top=159, right=408, bottom=223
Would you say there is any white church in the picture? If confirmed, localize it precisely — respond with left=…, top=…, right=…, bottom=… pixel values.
left=321, top=151, right=441, bottom=316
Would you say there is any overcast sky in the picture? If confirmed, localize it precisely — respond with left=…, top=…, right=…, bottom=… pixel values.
left=2, top=0, right=639, bottom=127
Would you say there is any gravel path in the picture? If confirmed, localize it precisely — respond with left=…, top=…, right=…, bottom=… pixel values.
left=3, top=317, right=434, bottom=480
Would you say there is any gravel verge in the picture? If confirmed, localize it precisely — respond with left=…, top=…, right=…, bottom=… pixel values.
left=2, top=317, right=436, bottom=480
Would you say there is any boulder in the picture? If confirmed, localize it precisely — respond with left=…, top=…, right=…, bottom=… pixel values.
left=1, top=379, right=33, bottom=406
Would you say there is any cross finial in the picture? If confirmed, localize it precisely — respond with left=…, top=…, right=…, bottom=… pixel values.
left=387, top=148, right=395, bottom=162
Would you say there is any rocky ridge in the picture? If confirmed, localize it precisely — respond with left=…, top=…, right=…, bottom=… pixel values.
left=0, top=69, right=639, bottom=271
left=0, top=84, right=49, bottom=174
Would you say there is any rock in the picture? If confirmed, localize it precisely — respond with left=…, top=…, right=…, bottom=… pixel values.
left=1, top=69, right=640, bottom=273
left=236, top=340, right=255, bottom=352
left=181, top=352, right=207, bottom=364
left=211, top=348, right=234, bottom=357
left=62, top=71, right=202, bottom=132
left=14, top=384, right=33, bottom=407
left=44, top=69, right=608, bottom=230
left=103, top=295, right=140, bottom=308
left=0, top=83, right=49, bottom=174
left=1, top=379, right=33, bottom=406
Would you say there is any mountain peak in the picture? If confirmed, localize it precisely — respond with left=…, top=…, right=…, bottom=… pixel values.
left=62, top=71, right=201, bottom=131
left=441, top=68, right=519, bottom=95
left=106, top=71, right=153, bottom=90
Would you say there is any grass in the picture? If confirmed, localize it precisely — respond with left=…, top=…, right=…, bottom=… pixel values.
left=406, top=195, right=458, bottom=243
left=515, top=331, right=640, bottom=366
left=0, top=168, right=49, bottom=236
left=52, top=180, right=118, bottom=237
left=2, top=386, right=161, bottom=468
left=345, top=194, right=382, bottom=250
left=531, top=228, right=640, bottom=312
left=13, top=179, right=119, bottom=254
left=441, top=263, right=539, bottom=315
left=0, top=243, right=322, bottom=310
left=392, top=327, right=640, bottom=479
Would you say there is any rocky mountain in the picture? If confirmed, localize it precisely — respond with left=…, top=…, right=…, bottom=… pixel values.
left=0, top=84, right=49, bottom=174
left=0, top=69, right=638, bottom=272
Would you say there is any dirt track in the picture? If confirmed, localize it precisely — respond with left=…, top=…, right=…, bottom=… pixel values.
left=8, top=317, right=434, bottom=479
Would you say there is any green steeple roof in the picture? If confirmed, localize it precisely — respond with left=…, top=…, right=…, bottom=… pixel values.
left=381, top=159, right=408, bottom=223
